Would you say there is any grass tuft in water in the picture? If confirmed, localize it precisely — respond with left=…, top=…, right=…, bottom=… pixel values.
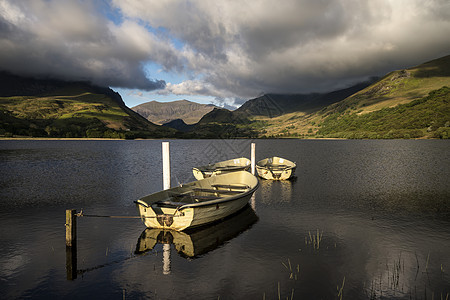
left=337, top=276, right=345, bottom=300
left=306, top=229, right=323, bottom=250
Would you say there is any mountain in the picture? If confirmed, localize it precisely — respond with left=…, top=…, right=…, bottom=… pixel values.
left=187, top=80, right=375, bottom=138
left=237, top=80, right=376, bottom=117
left=132, top=100, right=217, bottom=125
left=0, top=71, right=175, bottom=139
left=190, top=55, right=450, bottom=139
left=322, top=55, right=450, bottom=116
left=3, top=54, right=448, bottom=140
left=261, top=55, right=450, bottom=138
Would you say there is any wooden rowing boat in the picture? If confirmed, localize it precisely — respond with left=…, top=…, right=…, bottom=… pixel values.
left=192, top=157, right=251, bottom=180
left=135, top=204, right=258, bottom=258
left=135, top=171, right=259, bottom=231
left=256, top=156, right=296, bottom=180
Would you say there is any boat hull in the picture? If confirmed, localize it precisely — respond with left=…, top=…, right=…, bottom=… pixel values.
left=136, top=171, right=259, bottom=231
left=256, top=166, right=295, bottom=180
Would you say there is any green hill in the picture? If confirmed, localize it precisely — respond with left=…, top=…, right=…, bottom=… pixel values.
left=255, top=55, right=450, bottom=139
left=0, top=72, right=175, bottom=139
left=316, top=86, right=450, bottom=139
left=324, top=55, right=450, bottom=115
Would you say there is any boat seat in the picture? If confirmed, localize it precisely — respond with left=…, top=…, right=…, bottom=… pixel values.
left=215, top=166, right=246, bottom=170
left=211, top=184, right=250, bottom=190
left=264, top=164, right=288, bottom=168
left=193, top=188, right=242, bottom=195
left=155, top=194, right=222, bottom=207
left=154, top=200, right=186, bottom=208
left=193, top=195, right=222, bottom=201
left=193, top=195, right=221, bottom=199
left=268, top=167, right=289, bottom=171
left=168, top=191, right=193, bottom=198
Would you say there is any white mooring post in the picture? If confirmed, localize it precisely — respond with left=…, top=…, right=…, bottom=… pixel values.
left=162, top=142, right=171, bottom=190
left=251, top=143, right=256, bottom=175
left=250, top=143, right=256, bottom=210
left=161, top=142, right=171, bottom=275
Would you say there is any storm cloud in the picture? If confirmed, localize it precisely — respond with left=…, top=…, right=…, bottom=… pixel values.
left=1, top=0, right=450, bottom=99
left=0, top=0, right=172, bottom=90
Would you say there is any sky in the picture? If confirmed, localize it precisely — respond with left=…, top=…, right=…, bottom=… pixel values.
left=0, top=0, right=449, bottom=109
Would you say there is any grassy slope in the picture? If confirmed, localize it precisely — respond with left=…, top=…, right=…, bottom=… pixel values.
left=316, top=86, right=450, bottom=139
left=256, top=55, right=450, bottom=138
left=329, top=55, right=450, bottom=115
left=0, top=85, right=174, bottom=138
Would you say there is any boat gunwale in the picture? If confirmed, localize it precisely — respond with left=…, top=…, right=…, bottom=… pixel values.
left=256, top=157, right=296, bottom=170
left=194, top=157, right=251, bottom=171
left=194, top=165, right=250, bottom=173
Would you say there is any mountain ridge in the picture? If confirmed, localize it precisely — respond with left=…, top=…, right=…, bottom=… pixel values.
left=132, top=99, right=217, bottom=125
left=1, top=54, right=449, bottom=139
left=188, top=54, right=450, bottom=139
left=237, top=80, right=376, bottom=117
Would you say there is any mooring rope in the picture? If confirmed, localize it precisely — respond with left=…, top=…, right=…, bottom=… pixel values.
left=75, top=210, right=141, bottom=219
left=76, top=211, right=174, bottom=219
left=80, top=214, right=142, bottom=219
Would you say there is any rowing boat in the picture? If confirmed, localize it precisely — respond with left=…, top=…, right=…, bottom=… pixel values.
left=135, top=171, right=259, bottom=231
left=135, top=204, right=258, bottom=258
left=256, top=156, right=296, bottom=180
left=192, top=157, right=251, bottom=180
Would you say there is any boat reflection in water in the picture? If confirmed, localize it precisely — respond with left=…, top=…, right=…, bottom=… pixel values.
left=259, top=178, right=295, bottom=205
left=135, top=204, right=258, bottom=259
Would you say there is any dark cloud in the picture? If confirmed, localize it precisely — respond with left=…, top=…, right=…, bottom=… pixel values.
left=0, top=0, right=167, bottom=90
left=1, top=0, right=449, bottom=100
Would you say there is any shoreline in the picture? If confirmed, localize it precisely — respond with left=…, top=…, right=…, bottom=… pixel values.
left=0, top=137, right=131, bottom=141
left=0, top=137, right=440, bottom=141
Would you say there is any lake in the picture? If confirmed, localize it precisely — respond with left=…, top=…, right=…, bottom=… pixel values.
left=0, top=139, right=449, bottom=299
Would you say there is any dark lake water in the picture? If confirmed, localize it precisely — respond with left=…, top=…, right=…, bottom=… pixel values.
left=0, top=139, right=449, bottom=299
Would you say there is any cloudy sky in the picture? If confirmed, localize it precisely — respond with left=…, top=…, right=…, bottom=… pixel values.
left=1, top=0, right=449, bottom=108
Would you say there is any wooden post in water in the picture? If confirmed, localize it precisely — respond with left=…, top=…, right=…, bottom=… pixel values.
left=161, top=142, right=171, bottom=275
left=251, top=143, right=256, bottom=175
left=65, top=209, right=77, bottom=247
left=65, top=209, right=77, bottom=280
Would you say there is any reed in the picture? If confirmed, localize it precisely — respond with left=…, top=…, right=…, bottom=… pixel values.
left=306, top=229, right=323, bottom=250
left=337, top=276, right=345, bottom=300
left=278, top=281, right=281, bottom=300
left=282, top=258, right=300, bottom=280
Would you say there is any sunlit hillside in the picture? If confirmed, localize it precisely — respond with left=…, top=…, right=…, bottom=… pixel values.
left=0, top=73, right=175, bottom=139
left=257, top=55, right=450, bottom=139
